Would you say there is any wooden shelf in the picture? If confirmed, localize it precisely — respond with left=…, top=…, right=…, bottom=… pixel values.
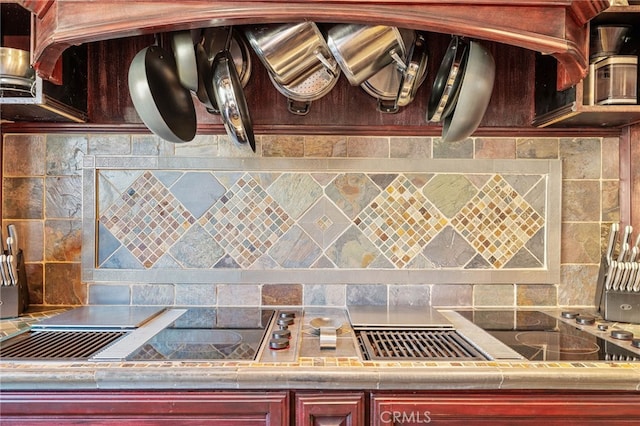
left=533, top=6, right=640, bottom=128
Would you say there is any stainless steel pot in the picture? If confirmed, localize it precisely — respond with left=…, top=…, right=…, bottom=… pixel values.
left=128, top=43, right=197, bottom=143
left=268, top=65, right=339, bottom=115
left=244, top=22, right=337, bottom=87
left=590, top=25, right=632, bottom=61
left=327, top=24, right=407, bottom=86
left=360, top=30, right=428, bottom=113
left=0, top=47, right=34, bottom=79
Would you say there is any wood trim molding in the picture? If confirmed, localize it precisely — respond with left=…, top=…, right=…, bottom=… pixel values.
left=0, top=122, right=624, bottom=138
left=18, top=0, right=607, bottom=89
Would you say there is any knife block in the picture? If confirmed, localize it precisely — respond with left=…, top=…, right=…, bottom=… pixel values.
left=0, top=250, right=30, bottom=319
left=596, top=258, right=640, bottom=324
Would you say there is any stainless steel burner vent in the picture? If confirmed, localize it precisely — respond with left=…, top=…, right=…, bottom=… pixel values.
left=0, top=330, right=127, bottom=360
left=356, top=329, right=488, bottom=361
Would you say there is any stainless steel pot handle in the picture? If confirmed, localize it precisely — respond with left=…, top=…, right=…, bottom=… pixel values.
left=389, top=49, right=407, bottom=72
left=377, top=98, right=399, bottom=114
left=287, top=98, right=311, bottom=116
left=313, top=49, right=338, bottom=78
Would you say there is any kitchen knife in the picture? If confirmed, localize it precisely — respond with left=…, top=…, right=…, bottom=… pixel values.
left=6, top=254, right=16, bottom=286
left=633, top=265, right=640, bottom=292
left=5, top=235, right=18, bottom=285
left=6, top=236, right=14, bottom=256
left=618, top=225, right=633, bottom=262
left=626, top=262, right=638, bottom=291
left=612, top=261, right=626, bottom=291
left=0, top=254, right=7, bottom=286
left=606, top=223, right=619, bottom=264
left=634, top=232, right=640, bottom=251
left=604, top=260, right=617, bottom=290
left=7, top=224, right=18, bottom=254
left=617, top=242, right=630, bottom=263
left=620, top=262, right=632, bottom=292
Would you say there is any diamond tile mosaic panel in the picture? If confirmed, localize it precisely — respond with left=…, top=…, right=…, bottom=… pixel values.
left=355, top=175, right=446, bottom=268
left=199, top=174, right=295, bottom=268
left=99, top=171, right=196, bottom=268
left=451, top=175, right=545, bottom=268
left=97, top=169, right=551, bottom=272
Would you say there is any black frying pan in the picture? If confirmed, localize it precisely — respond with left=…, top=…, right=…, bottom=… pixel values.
left=195, top=41, right=219, bottom=113
left=426, top=36, right=469, bottom=123
left=128, top=44, right=197, bottom=143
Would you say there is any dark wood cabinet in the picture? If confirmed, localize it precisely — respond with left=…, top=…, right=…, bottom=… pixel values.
left=0, top=391, right=289, bottom=426
left=295, top=391, right=365, bottom=426
left=371, top=391, right=640, bottom=425
left=3, top=389, right=640, bottom=425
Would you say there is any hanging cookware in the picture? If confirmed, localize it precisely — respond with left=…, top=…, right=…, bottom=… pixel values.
left=195, top=41, right=218, bottom=113
left=267, top=65, right=340, bottom=115
left=244, top=22, right=338, bottom=87
left=128, top=41, right=197, bottom=143
left=441, top=40, right=495, bottom=142
left=171, top=31, right=198, bottom=92
left=426, top=36, right=469, bottom=123
left=396, top=32, right=428, bottom=108
left=203, top=27, right=252, bottom=88
left=211, top=30, right=256, bottom=152
left=360, top=30, right=428, bottom=113
left=195, top=27, right=253, bottom=114
left=327, top=24, right=407, bottom=86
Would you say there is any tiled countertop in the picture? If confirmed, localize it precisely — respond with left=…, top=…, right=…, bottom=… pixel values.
left=3, top=307, right=640, bottom=392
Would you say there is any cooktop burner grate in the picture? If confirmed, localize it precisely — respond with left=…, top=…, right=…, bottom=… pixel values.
left=0, top=330, right=127, bottom=360
left=357, top=329, right=487, bottom=361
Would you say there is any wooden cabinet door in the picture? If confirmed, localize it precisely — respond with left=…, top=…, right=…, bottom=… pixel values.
left=0, top=390, right=289, bottom=426
left=295, top=391, right=365, bottom=426
left=371, top=391, right=640, bottom=425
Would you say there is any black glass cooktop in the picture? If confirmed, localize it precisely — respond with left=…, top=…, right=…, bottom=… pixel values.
left=127, top=307, right=275, bottom=361
left=456, top=310, right=640, bottom=362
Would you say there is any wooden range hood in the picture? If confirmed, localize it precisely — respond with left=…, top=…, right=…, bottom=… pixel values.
left=20, top=0, right=609, bottom=91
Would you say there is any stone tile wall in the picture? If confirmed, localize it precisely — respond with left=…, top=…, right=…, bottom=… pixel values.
left=1, top=133, right=619, bottom=309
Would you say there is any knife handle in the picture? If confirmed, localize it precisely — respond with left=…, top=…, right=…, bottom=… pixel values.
left=605, top=260, right=617, bottom=290
left=627, top=263, right=639, bottom=292
left=6, top=254, right=17, bottom=286
left=617, top=242, right=630, bottom=263
left=0, top=254, right=7, bottom=286
left=606, top=223, right=619, bottom=263
left=612, top=262, right=625, bottom=291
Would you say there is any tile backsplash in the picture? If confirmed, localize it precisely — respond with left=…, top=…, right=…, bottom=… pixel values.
left=2, top=133, right=619, bottom=309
